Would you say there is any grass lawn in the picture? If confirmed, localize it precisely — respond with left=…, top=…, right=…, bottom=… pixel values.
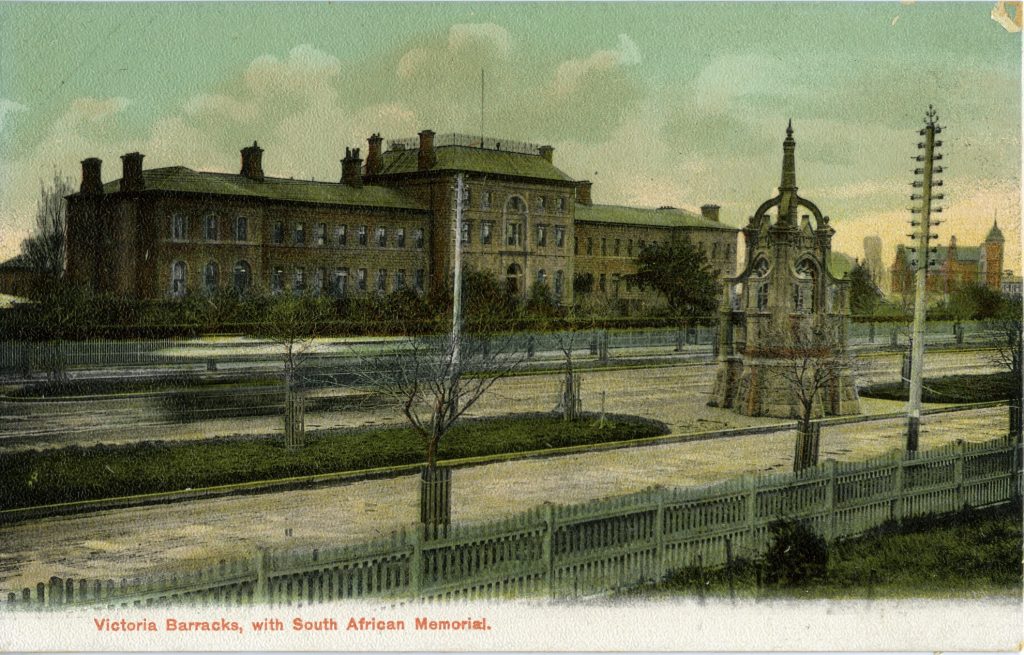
left=0, top=413, right=667, bottom=510
left=859, top=372, right=1020, bottom=404
left=634, top=502, right=1022, bottom=599
left=6, top=375, right=280, bottom=398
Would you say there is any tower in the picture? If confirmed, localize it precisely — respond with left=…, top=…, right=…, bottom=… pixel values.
left=983, top=220, right=1005, bottom=290
left=708, top=122, right=860, bottom=418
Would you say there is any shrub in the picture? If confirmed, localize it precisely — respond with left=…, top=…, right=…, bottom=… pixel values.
left=763, top=519, right=829, bottom=586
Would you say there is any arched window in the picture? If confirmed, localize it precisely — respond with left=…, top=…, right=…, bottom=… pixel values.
left=794, top=258, right=817, bottom=313
left=554, top=270, right=564, bottom=298
left=170, top=261, right=187, bottom=297
left=235, top=216, right=249, bottom=242
left=506, top=263, right=523, bottom=295
left=270, top=266, right=284, bottom=293
left=203, top=213, right=218, bottom=241
left=536, top=269, right=547, bottom=286
left=233, top=260, right=251, bottom=293
left=171, top=214, right=187, bottom=241
left=204, top=261, right=219, bottom=292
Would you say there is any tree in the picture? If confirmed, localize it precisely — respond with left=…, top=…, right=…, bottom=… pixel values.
left=254, top=295, right=332, bottom=447
left=630, top=236, right=719, bottom=325
left=848, top=261, right=882, bottom=316
left=987, top=295, right=1022, bottom=392
left=20, top=174, right=74, bottom=293
left=759, top=319, right=856, bottom=471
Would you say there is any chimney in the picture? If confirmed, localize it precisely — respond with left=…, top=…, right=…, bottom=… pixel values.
left=538, top=145, right=554, bottom=163
left=700, top=204, right=720, bottom=222
left=576, top=180, right=592, bottom=206
left=240, top=141, right=264, bottom=181
left=417, top=130, right=436, bottom=171
left=341, top=147, right=363, bottom=187
left=366, top=133, right=383, bottom=176
left=120, top=152, right=145, bottom=192
left=81, top=158, right=103, bottom=195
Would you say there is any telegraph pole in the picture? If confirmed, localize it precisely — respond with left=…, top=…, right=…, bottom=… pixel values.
left=906, top=106, right=944, bottom=452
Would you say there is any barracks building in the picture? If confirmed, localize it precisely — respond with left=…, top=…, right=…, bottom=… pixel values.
left=66, top=131, right=739, bottom=305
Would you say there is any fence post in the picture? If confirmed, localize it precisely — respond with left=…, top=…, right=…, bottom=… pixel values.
left=652, top=489, right=665, bottom=583
left=892, top=455, right=905, bottom=524
left=823, top=459, right=836, bottom=541
left=954, top=439, right=966, bottom=510
left=542, top=503, right=556, bottom=598
left=255, top=548, right=270, bottom=604
left=744, top=474, right=758, bottom=554
left=408, top=528, right=422, bottom=600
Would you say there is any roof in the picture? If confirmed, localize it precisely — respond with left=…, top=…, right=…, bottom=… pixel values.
left=575, top=204, right=736, bottom=231
left=95, top=167, right=426, bottom=211
left=986, top=221, right=1005, bottom=242
left=377, top=145, right=574, bottom=182
left=0, top=254, right=31, bottom=271
left=899, top=245, right=981, bottom=265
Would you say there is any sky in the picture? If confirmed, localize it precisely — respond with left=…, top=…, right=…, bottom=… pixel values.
left=0, top=2, right=1020, bottom=273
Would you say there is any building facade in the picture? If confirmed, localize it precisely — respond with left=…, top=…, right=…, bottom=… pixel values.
left=890, top=222, right=1005, bottom=297
left=709, top=123, right=859, bottom=419
left=66, top=132, right=737, bottom=304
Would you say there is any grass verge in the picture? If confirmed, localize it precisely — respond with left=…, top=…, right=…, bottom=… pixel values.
left=858, top=372, right=1019, bottom=404
left=631, top=502, right=1022, bottom=599
left=0, top=413, right=667, bottom=510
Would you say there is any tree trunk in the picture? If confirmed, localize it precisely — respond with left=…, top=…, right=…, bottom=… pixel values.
left=419, top=464, right=451, bottom=540
left=793, top=417, right=819, bottom=472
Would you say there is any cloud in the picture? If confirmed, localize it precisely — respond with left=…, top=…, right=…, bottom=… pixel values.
left=0, top=99, right=28, bottom=134
left=617, top=34, right=642, bottom=66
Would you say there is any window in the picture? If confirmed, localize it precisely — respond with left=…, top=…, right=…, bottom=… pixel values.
left=270, top=267, right=284, bottom=293
left=414, top=228, right=424, bottom=249
left=204, top=261, right=219, bottom=292
left=558, top=197, right=567, bottom=213
left=712, top=242, right=719, bottom=259
left=574, top=236, right=579, bottom=255
left=614, top=239, right=621, bottom=256
left=612, top=273, right=621, bottom=297
left=554, top=225, right=565, bottom=248
left=233, top=260, right=251, bottom=293
left=599, top=273, right=606, bottom=293
left=537, top=269, right=547, bottom=286
left=358, top=225, right=368, bottom=246
left=335, top=224, right=347, bottom=246
left=461, top=221, right=471, bottom=245
left=506, top=263, right=523, bottom=294
left=586, top=238, right=593, bottom=256
left=536, top=224, right=547, bottom=247
left=294, top=223, right=305, bottom=245
left=415, top=269, right=425, bottom=292
left=235, top=216, right=248, bottom=242
left=554, top=270, right=564, bottom=298
left=507, top=196, right=527, bottom=213
left=481, top=221, right=493, bottom=245
left=315, top=223, right=326, bottom=246
left=536, top=196, right=546, bottom=213
left=172, top=214, right=187, bottom=241
left=272, top=222, right=285, bottom=245
left=171, top=261, right=187, bottom=296
left=506, top=221, right=522, bottom=247
left=334, top=268, right=349, bottom=295
left=313, top=268, right=324, bottom=294
left=481, top=191, right=492, bottom=210
left=463, top=187, right=471, bottom=206
left=376, top=226, right=387, bottom=247
left=375, top=269, right=387, bottom=293
left=396, top=227, right=405, bottom=248
left=357, top=268, right=367, bottom=291
left=204, top=214, right=217, bottom=241
left=395, top=269, right=406, bottom=290
left=639, top=239, right=646, bottom=251
left=601, top=238, right=607, bottom=256
left=757, top=282, right=769, bottom=311
left=294, top=267, right=306, bottom=294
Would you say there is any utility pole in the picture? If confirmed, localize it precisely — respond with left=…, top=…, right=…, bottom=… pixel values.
left=906, top=106, right=944, bottom=452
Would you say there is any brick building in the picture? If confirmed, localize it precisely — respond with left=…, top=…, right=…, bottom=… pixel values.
left=66, top=132, right=738, bottom=304
left=890, top=222, right=1004, bottom=297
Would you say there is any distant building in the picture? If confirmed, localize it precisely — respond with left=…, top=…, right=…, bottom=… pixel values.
left=1002, top=270, right=1022, bottom=298
left=862, top=235, right=884, bottom=292
left=66, top=132, right=738, bottom=304
left=0, top=254, right=42, bottom=299
left=890, top=222, right=1005, bottom=297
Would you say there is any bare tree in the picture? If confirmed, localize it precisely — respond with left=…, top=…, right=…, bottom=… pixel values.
left=987, top=295, right=1022, bottom=387
left=759, top=319, right=857, bottom=471
left=21, top=175, right=74, bottom=288
left=255, top=296, right=328, bottom=448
